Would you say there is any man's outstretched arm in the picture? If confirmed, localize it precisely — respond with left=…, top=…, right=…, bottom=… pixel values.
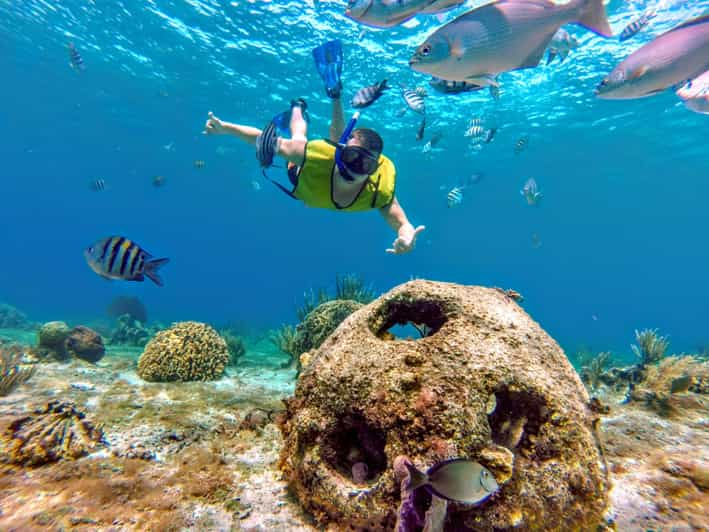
left=204, top=111, right=305, bottom=165
left=379, top=197, right=426, bottom=255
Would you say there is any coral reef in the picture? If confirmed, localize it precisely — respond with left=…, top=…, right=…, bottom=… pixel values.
left=631, top=328, right=669, bottom=368
left=137, top=321, right=229, bottom=382
left=2, top=400, right=104, bottom=466
left=106, top=295, right=148, bottom=324
left=279, top=280, right=608, bottom=531
left=219, top=329, right=246, bottom=366
left=272, top=300, right=364, bottom=375
left=629, top=355, right=709, bottom=417
left=110, top=314, right=153, bottom=346
left=0, top=303, right=33, bottom=330
left=335, top=273, right=377, bottom=303
left=65, top=326, right=105, bottom=363
left=37, top=321, right=71, bottom=360
left=580, top=351, right=613, bottom=392
left=0, top=343, right=35, bottom=396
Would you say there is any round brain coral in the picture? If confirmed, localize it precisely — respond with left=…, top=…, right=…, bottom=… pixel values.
left=137, top=321, right=229, bottom=382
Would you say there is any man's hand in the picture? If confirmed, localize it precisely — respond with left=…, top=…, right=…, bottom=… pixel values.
left=386, top=223, right=426, bottom=255
left=203, top=111, right=226, bottom=135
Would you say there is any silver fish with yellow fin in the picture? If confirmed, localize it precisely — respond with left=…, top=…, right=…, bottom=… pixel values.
left=404, top=458, right=499, bottom=504
left=345, top=0, right=465, bottom=29
left=409, top=0, right=612, bottom=83
left=84, top=236, right=169, bottom=286
left=597, top=15, right=709, bottom=100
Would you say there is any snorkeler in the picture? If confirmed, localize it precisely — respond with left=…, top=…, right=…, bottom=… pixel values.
left=203, top=40, right=425, bottom=255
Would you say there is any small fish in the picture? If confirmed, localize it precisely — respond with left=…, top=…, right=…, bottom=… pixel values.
left=409, top=0, right=611, bottom=82
left=68, top=42, right=84, bottom=71
left=514, top=135, right=529, bottom=154
left=521, top=178, right=543, bottom=206
left=84, top=236, right=169, bottom=286
left=415, top=86, right=428, bottom=97
left=429, top=77, right=485, bottom=95
left=531, top=232, right=542, bottom=248
left=401, top=84, right=426, bottom=114
left=89, top=178, right=106, bottom=192
left=396, top=106, right=408, bottom=117
left=152, top=175, right=166, bottom=187
left=351, top=79, right=390, bottom=108
left=546, top=28, right=580, bottom=64
left=251, top=179, right=262, bottom=191
left=416, top=116, right=426, bottom=141
left=596, top=15, right=709, bottom=100
left=619, top=10, right=656, bottom=42
left=194, top=159, right=206, bottom=169
left=404, top=458, right=499, bottom=504
left=466, top=172, right=484, bottom=185
left=447, top=186, right=464, bottom=207
left=676, top=70, right=709, bottom=115
left=163, top=141, right=175, bottom=152
left=489, top=84, right=501, bottom=100
left=465, top=125, right=485, bottom=138
left=469, top=117, right=482, bottom=127
left=484, top=127, right=498, bottom=143
left=429, top=131, right=443, bottom=147
left=358, top=28, right=367, bottom=41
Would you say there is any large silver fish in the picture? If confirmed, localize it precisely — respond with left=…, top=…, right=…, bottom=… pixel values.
left=84, top=236, right=169, bottom=286
left=596, top=15, right=709, bottom=100
left=404, top=458, right=499, bottom=504
left=345, top=0, right=465, bottom=28
left=409, top=0, right=612, bottom=83
left=676, top=70, right=709, bottom=115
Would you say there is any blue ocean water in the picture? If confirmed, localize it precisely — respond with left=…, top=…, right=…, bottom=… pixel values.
left=1, top=0, right=707, bottom=357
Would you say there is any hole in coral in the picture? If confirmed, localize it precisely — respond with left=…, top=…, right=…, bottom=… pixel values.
left=488, top=385, right=549, bottom=453
left=371, top=298, right=448, bottom=340
left=321, top=412, right=387, bottom=485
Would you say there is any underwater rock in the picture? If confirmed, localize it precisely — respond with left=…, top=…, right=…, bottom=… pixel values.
left=110, top=313, right=152, bottom=346
left=0, top=302, right=33, bottom=330
left=279, top=280, right=608, bottom=531
left=65, top=325, right=105, bottom=363
left=2, top=400, right=105, bottom=466
left=106, top=295, right=148, bottom=323
left=137, top=321, right=229, bottom=382
left=37, top=321, right=71, bottom=360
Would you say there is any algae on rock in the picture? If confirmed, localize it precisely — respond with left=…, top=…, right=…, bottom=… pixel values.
left=278, top=280, right=609, bottom=531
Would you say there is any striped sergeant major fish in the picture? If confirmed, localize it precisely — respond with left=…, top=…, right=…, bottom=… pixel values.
left=514, top=135, right=529, bottom=154
left=89, top=178, right=106, bottom=191
left=84, top=236, right=169, bottom=286
left=68, top=42, right=84, bottom=71
left=351, top=79, right=390, bottom=108
left=429, top=77, right=485, bottom=94
left=447, top=186, right=464, bottom=207
left=400, top=84, right=426, bottom=114
left=619, top=10, right=657, bottom=42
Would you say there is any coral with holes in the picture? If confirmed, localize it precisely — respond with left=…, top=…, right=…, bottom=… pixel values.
left=137, top=321, right=229, bottom=382
left=110, top=314, right=153, bottom=346
left=37, top=321, right=71, bottom=360
left=278, top=280, right=608, bottom=531
left=2, top=400, right=105, bottom=466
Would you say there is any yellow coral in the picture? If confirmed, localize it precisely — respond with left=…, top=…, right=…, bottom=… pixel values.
left=137, top=321, right=229, bottom=382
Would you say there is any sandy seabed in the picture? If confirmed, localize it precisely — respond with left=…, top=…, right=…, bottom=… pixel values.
left=0, top=340, right=707, bottom=531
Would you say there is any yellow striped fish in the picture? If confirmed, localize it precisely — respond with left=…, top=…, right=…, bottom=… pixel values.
left=84, top=236, right=169, bottom=286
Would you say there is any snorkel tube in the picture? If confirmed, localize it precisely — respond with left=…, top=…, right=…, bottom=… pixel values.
left=335, top=111, right=360, bottom=181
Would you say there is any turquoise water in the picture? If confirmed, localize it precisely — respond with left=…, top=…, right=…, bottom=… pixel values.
left=1, top=0, right=708, bottom=356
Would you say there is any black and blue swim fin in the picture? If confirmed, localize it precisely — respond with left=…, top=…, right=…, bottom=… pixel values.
left=312, top=39, right=343, bottom=99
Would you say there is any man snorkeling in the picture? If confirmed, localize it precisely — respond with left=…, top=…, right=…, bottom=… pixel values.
left=203, top=39, right=425, bottom=255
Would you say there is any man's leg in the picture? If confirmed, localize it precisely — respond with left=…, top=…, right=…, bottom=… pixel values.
left=329, top=97, right=345, bottom=142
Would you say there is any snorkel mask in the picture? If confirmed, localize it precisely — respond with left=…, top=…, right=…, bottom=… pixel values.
left=335, top=111, right=380, bottom=182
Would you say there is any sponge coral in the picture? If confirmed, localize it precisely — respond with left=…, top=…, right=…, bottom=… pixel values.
left=137, top=321, right=229, bottom=382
